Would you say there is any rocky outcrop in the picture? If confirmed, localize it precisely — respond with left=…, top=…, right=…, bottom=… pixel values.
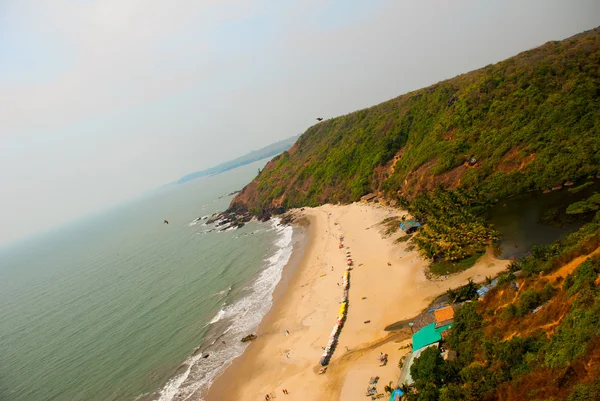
left=205, top=207, right=253, bottom=230
left=241, top=334, right=257, bottom=342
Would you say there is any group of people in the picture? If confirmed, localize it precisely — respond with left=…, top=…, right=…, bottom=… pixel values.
left=377, top=352, right=388, bottom=367
left=366, top=376, right=379, bottom=397
left=264, top=389, right=289, bottom=400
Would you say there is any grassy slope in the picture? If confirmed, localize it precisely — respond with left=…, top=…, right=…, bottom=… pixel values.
left=231, top=27, right=600, bottom=215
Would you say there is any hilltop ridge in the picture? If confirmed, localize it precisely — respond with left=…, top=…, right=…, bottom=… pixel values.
left=229, top=27, right=600, bottom=216
left=177, top=134, right=299, bottom=184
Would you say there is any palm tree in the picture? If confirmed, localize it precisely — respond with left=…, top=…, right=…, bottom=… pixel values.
left=447, top=288, right=457, bottom=303
left=399, top=383, right=411, bottom=400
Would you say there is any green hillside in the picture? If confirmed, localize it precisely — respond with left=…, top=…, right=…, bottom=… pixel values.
left=230, top=27, right=600, bottom=215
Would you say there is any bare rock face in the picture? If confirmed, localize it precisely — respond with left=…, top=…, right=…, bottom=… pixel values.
left=204, top=207, right=254, bottom=230
left=279, top=212, right=297, bottom=226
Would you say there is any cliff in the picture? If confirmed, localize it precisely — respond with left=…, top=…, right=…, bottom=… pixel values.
left=230, top=27, right=600, bottom=216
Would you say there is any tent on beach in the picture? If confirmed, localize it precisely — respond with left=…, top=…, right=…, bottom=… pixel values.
left=399, top=220, right=421, bottom=234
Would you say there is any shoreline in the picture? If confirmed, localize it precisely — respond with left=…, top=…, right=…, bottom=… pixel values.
left=204, top=213, right=317, bottom=400
left=205, top=203, right=510, bottom=401
left=150, top=218, right=299, bottom=401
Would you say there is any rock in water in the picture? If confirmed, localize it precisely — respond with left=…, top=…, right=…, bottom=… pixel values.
left=241, top=334, right=257, bottom=342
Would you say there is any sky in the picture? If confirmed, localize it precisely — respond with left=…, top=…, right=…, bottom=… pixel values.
left=0, top=0, right=599, bottom=245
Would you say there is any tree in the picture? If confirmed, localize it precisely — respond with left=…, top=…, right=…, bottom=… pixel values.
left=410, top=347, right=444, bottom=393
left=399, top=383, right=411, bottom=400
left=414, top=382, right=439, bottom=401
left=446, top=302, right=483, bottom=364
left=439, top=383, right=467, bottom=401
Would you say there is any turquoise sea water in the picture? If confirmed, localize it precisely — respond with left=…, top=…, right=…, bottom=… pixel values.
left=0, top=160, right=295, bottom=401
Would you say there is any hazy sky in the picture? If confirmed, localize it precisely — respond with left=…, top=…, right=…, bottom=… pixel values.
left=1, top=0, right=598, bottom=244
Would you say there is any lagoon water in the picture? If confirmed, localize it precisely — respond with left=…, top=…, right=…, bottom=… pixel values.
left=0, top=159, right=295, bottom=401
left=488, top=179, right=600, bottom=259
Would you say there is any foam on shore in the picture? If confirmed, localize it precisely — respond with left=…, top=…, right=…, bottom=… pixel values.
left=155, top=218, right=294, bottom=401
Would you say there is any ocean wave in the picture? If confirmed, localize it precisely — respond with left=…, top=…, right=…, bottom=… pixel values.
left=188, top=215, right=211, bottom=226
left=208, top=307, right=226, bottom=324
left=155, top=218, right=294, bottom=401
left=213, top=286, right=232, bottom=297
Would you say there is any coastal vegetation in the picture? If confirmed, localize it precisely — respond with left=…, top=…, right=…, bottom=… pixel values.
left=566, top=192, right=600, bottom=215
left=223, top=28, right=600, bottom=396
left=407, top=213, right=600, bottom=401
left=568, top=182, right=595, bottom=194
left=380, top=216, right=402, bottom=237
left=409, top=188, right=498, bottom=271
left=230, top=27, right=600, bottom=215
left=228, top=27, right=600, bottom=269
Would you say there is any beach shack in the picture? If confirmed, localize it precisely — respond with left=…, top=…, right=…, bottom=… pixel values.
left=361, top=193, right=377, bottom=203
left=433, top=305, right=455, bottom=328
left=412, top=323, right=442, bottom=350
left=399, top=220, right=421, bottom=234
left=409, top=310, right=435, bottom=334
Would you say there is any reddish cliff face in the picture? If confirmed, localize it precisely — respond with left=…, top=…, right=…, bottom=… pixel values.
left=228, top=156, right=285, bottom=219
left=229, top=180, right=258, bottom=213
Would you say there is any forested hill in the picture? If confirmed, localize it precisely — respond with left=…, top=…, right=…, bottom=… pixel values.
left=177, top=134, right=299, bottom=184
left=230, top=27, right=600, bottom=215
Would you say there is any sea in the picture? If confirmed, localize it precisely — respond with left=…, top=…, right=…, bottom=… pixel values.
left=0, top=159, right=297, bottom=401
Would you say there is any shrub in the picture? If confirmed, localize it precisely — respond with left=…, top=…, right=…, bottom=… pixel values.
left=566, top=201, right=599, bottom=215
left=567, top=182, right=594, bottom=193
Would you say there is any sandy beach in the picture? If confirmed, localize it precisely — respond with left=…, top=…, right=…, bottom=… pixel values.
left=206, top=203, right=509, bottom=401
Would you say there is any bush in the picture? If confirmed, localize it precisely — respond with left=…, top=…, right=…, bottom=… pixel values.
left=564, top=258, right=600, bottom=296
left=566, top=378, right=600, bottom=401
left=501, top=304, right=517, bottom=320
left=516, top=289, right=541, bottom=316
left=566, top=201, right=599, bottom=215
left=516, top=284, right=554, bottom=316
left=447, top=279, right=479, bottom=303
left=588, top=193, right=600, bottom=205
left=567, top=182, right=594, bottom=193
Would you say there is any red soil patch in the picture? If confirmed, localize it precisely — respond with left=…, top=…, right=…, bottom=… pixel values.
left=495, top=147, right=536, bottom=173
left=548, top=248, right=600, bottom=283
